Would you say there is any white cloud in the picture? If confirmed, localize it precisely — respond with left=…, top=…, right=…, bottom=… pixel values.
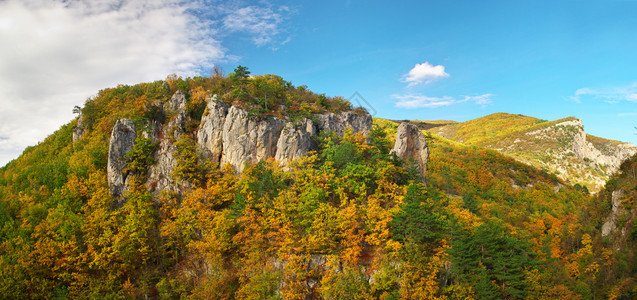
left=617, top=112, right=637, bottom=117
left=571, top=83, right=637, bottom=103
left=0, top=0, right=289, bottom=166
left=393, top=93, right=493, bottom=108
left=223, top=5, right=287, bottom=47
left=402, top=62, right=449, bottom=87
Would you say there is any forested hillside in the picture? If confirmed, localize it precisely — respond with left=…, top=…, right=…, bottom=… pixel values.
left=429, top=113, right=637, bottom=192
left=0, top=70, right=635, bottom=299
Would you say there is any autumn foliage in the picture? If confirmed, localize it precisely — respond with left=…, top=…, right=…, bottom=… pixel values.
left=0, top=69, right=635, bottom=299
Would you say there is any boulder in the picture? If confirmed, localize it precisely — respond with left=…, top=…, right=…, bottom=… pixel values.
left=107, top=119, right=136, bottom=197
left=391, top=123, right=429, bottom=183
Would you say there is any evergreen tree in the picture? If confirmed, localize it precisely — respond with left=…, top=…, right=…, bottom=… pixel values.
left=450, top=220, right=534, bottom=299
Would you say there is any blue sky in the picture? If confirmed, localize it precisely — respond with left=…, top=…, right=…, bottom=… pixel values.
left=1, top=0, right=636, bottom=166
left=220, top=0, right=637, bottom=139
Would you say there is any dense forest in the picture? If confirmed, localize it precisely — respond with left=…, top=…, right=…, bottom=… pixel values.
left=0, top=68, right=635, bottom=299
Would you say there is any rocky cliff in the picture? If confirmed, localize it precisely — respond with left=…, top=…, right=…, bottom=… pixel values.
left=275, top=118, right=318, bottom=170
left=106, top=90, right=374, bottom=196
left=72, top=114, right=85, bottom=143
left=107, top=118, right=136, bottom=197
left=567, top=119, right=636, bottom=171
left=219, top=106, right=287, bottom=172
left=196, top=95, right=228, bottom=163
left=523, top=118, right=637, bottom=189
left=597, top=154, right=637, bottom=252
left=429, top=113, right=637, bottom=192
left=391, top=123, right=429, bottom=184
left=197, top=97, right=372, bottom=172
left=146, top=90, right=190, bottom=194
left=601, top=190, right=625, bottom=237
left=105, top=90, right=192, bottom=197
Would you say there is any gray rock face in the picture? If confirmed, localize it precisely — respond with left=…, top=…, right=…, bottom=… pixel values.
left=391, top=123, right=429, bottom=183
left=197, top=96, right=229, bottom=163
left=141, top=120, right=161, bottom=143
left=72, top=114, right=85, bottom=143
left=147, top=139, right=180, bottom=194
left=127, top=90, right=376, bottom=195
left=146, top=90, right=190, bottom=195
left=602, top=190, right=625, bottom=237
left=194, top=103, right=373, bottom=173
left=107, top=119, right=136, bottom=197
left=275, top=118, right=318, bottom=170
left=484, top=118, right=637, bottom=192
left=569, top=118, right=637, bottom=172
left=340, top=111, right=373, bottom=134
left=165, top=90, right=189, bottom=140
left=315, top=111, right=372, bottom=136
left=165, top=90, right=188, bottom=114
left=220, top=106, right=285, bottom=172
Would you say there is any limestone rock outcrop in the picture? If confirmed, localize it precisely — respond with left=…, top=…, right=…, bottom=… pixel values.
left=197, top=95, right=229, bottom=162
left=141, top=120, right=161, bottom=143
left=391, top=123, right=429, bottom=183
left=220, top=106, right=286, bottom=172
left=195, top=99, right=373, bottom=173
left=315, top=111, right=372, bottom=136
left=107, top=119, right=136, bottom=197
left=105, top=90, right=375, bottom=197
left=165, top=90, right=189, bottom=140
left=275, top=118, right=318, bottom=170
left=146, top=91, right=190, bottom=194
left=567, top=118, right=637, bottom=171
left=602, top=190, right=626, bottom=237
left=72, top=114, right=85, bottom=143
left=165, top=90, right=187, bottom=112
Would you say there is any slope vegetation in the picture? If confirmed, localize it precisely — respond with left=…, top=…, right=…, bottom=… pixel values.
left=0, top=72, right=631, bottom=299
left=429, top=113, right=637, bottom=192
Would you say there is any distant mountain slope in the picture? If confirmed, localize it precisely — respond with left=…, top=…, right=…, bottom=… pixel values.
left=428, top=113, right=637, bottom=191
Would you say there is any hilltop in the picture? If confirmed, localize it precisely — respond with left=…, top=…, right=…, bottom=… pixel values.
left=427, top=112, right=637, bottom=192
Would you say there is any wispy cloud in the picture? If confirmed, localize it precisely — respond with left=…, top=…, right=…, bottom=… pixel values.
left=223, top=5, right=289, bottom=47
left=402, top=62, right=449, bottom=87
left=394, top=93, right=493, bottom=108
left=0, top=0, right=290, bottom=166
left=571, top=83, right=637, bottom=103
left=395, top=61, right=491, bottom=109
left=617, top=112, right=637, bottom=117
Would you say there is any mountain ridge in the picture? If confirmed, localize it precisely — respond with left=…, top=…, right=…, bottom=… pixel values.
left=425, top=112, right=637, bottom=192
